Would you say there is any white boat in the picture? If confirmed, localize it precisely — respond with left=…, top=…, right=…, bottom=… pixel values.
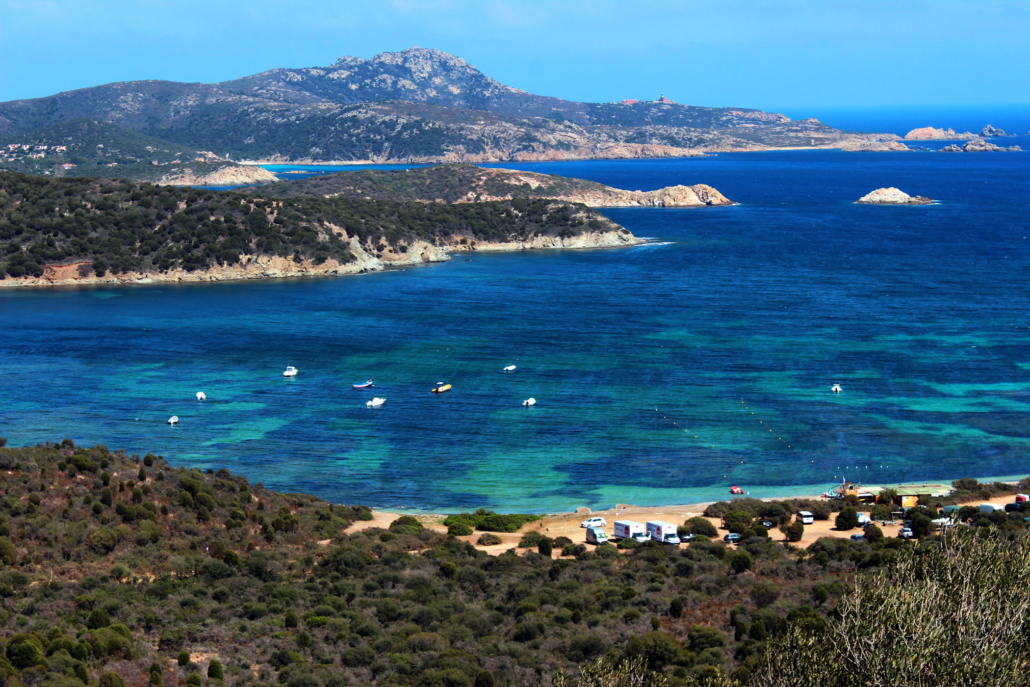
left=523, top=398, right=536, bottom=407
left=167, top=416, right=179, bottom=425
left=366, top=397, right=386, bottom=408
left=196, top=392, right=206, bottom=401
left=283, top=366, right=298, bottom=377
left=831, top=383, right=842, bottom=393
left=503, top=365, right=516, bottom=373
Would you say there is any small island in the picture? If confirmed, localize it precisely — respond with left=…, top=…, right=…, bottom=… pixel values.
left=857, top=188, right=934, bottom=205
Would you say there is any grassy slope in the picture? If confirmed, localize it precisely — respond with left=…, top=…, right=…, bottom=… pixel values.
left=0, top=171, right=619, bottom=280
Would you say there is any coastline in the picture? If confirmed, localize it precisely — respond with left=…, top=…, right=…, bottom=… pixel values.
left=0, top=229, right=646, bottom=290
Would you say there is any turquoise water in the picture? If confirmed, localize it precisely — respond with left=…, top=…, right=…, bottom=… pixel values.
left=2, top=149, right=1029, bottom=512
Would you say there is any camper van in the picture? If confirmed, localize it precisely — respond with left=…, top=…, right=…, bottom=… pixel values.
left=797, top=511, right=814, bottom=525
left=978, top=503, right=1004, bottom=514
left=645, top=521, right=681, bottom=545
left=613, top=521, right=649, bottom=543
left=585, top=527, right=608, bottom=546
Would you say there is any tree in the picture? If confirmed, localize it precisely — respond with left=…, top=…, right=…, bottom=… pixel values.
left=910, top=513, right=935, bottom=538
left=98, top=674, right=128, bottom=687
left=864, top=524, right=884, bottom=543
left=207, top=659, right=223, bottom=680
left=285, top=610, right=299, bottom=628
left=626, top=631, right=681, bottom=669
left=835, top=507, right=859, bottom=531
left=538, top=538, right=552, bottom=557
left=670, top=598, right=684, bottom=618
left=783, top=521, right=804, bottom=542
left=475, top=671, right=495, bottom=687
left=684, top=517, right=718, bottom=538
left=730, top=551, right=753, bottom=574
left=177, top=651, right=190, bottom=667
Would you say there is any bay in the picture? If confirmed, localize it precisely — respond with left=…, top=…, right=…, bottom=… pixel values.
left=1, top=147, right=1029, bottom=512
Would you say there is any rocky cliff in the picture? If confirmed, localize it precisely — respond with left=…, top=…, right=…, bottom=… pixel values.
left=857, top=188, right=933, bottom=205
left=840, top=140, right=912, bottom=152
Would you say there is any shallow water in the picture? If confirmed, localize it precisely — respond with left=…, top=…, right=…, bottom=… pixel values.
left=2, top=148, right=1029, bottom=512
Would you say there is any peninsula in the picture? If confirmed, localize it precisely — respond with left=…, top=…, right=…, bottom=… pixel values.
left=0, top=170, right=643, bottom=289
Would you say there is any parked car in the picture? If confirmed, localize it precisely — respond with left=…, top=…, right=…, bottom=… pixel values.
left=1005, top=502, right=1024, bottom=513
left=898, top=527, right=914, bottom=539
left=862, top=521, right=878, bottom=530
left=850, top=534, right=865, bottom=541
left=757, top=519, right=773, bottom=528
left=585, top=527, right=608, bottom=545
left=680, top=533, right=696, bottom=543
left=723, top=533, right=742, bottom=544
left=797, top=511, right=814, bottom=525
left=580, top=517, right=606, bottom=529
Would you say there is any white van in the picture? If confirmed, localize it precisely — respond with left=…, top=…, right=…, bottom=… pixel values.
left=978, top=503, right=1004, bottom=514
left=585, top=527, right=608, bottom=545
left=613, top=520, right=649, bottom=543
left=797, top=511, right=814, bottom=525
left=645, top=521, right=681, bottom=545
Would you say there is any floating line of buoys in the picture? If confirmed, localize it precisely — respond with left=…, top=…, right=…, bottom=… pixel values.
left=740, top=400, right=796, bottom=453
left=654, top=408, right=717, bottom=448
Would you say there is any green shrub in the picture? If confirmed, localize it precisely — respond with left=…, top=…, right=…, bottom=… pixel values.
left=448, top=523, right=473, bottom=536
left=835, top=507, right=860, bottom=531
left=99, top=673, right=128, bottom=687
left=730, top=551, right=753, bottom=574
left=177, top=651, right=190, bottom=666
left=477, top=533, right=502, bottom=546
left=208, top=658, right=223, bottom=680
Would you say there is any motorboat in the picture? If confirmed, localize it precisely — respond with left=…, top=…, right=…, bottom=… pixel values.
left=522, top=398, right=536, bottom=407
left=196, top=392, right=206, bottom=401
left=283, top=366, right=298, bottom=377
left=353, top=379, right=374, bottom=389
left=831, top=383, right=842, bottom=393
left=730, top=486, right=744, bottom=495
left=167, top=416, right=179, bottom=425
left=431, top=384, right=452, bottom=394
left=503, top=365, right=516, bottom=373
left=366, top=397, right=386, bottom=408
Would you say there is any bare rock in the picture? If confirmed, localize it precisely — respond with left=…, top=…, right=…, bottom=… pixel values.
left=840, top=140, right=911, bottom=152
left=904, top=127, right=975, bottom=140
left=979, top=125, right=1008, bottom=137
left=575, top=507, right=592, bottom=515
left=940, top=144, right=963, bottom=153
left=857, top=188, right=933, bottom=205
left=1008, top=145, right=1023, bottom=152
left=962, top=137, right=1006, bottom=152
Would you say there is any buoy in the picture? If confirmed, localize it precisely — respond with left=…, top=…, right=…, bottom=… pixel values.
left=196, top=392, right=206, bottom=401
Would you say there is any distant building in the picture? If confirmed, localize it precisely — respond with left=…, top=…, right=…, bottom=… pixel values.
left=61, top=163, right=76, bottom=169
left=622, top=99, right=639, bottom=105
left=656, top=94, right=672, bottom=103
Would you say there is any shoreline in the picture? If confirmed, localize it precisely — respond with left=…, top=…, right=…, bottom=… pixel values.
left=0, top=230, right=646, bottom=290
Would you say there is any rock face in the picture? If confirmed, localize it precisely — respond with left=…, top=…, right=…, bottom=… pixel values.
left=940, top=144, right=963, bottom=153
left=492, top=181, right=733, bottom=208
left=961, top=137, right=1007, bottom=152
left=904, top=127, right=975, bottom=140
left=979, top=125, right=1008, bottom=137
left=840, top=140, right=912, bottom=152
left=857, top=188, right=933, bottom=205
left=157, top=165, right=279, bottom=186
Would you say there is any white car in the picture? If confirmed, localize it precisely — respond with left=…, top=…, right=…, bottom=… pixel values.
left=580, top=517, right=606, bottom=529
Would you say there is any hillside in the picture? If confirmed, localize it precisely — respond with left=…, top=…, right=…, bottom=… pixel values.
left=0, top=119, right=276, bottom=185
left=0, top=171, right=629, bottom=287
left=1, top=439, right=1028, bottom=687
left=0, top=48, right=893, bottom=164
left=256, top=164, right=734, bottom=208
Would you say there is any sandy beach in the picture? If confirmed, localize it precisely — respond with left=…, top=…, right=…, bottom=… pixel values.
left=345, top=489, right=1024, bottom=556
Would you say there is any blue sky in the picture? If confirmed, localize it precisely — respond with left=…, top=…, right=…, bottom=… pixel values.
left=1, top=0, right=1028, bottom=111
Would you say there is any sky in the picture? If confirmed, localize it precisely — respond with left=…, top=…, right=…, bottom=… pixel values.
left=1, top=0, right=1028, bottom=112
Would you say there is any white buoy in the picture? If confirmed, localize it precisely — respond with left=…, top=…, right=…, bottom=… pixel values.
left=196, top=392, right=206, bottom=401
left=167, top=416, right=179, bottom=425
left=523, top=398, right=536, bottom=407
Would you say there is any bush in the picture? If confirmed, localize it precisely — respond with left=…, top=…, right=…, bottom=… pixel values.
left=539, top=538, right=553, bottom=556
left=835, top=507, right=860, bottom=531
left=177, top=651, right=190, bottom=667
left=99, top=674, right=128, bottom=687
left=626, top=631, right=680, bottom=669
left=448, top=523, right=473, bottom=536
left=477, top=533, right=502, bottom=546
left=682, top=517, right=718, bottom=538
left=783, top=521, right=805, bottom=542
left=208, top=659, right=223, bottom=680
left=730, top=551, right=753, bottom=573
left=865, top=524, right=884, bottom=543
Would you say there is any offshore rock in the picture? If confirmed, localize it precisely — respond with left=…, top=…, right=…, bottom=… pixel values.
left=961, top=137, right=1007, bottom=152
left=979, top=125, right=1008, bottom=137
left=904, top=127, right=975, bottom=140
left=840, top=139, right=911, bottom=152
left=857, top=188, right=933, bottom=205
left=940, top=144, right=963, bottom=153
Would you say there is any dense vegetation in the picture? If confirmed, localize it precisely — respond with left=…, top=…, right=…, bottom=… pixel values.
left=3, top=438, right=1027, bottom=687
left=254, top=165, right=607, bottom=203
left=0, top=171, right=616, bottom=280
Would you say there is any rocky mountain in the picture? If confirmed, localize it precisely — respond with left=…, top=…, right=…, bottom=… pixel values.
left=255, top=163, right=733, bottom=208
left=0, top=48, right=888, bottom=165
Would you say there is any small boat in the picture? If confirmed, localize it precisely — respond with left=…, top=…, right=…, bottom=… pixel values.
left=730, top=486, right=744, bottom=495
left=353, top=379, right=374, bottom=389
left=283, top=366, right=298, bottom=377
left=431, top=384, right=452, bottom=394
left=831, top=383, right=842, bottom=393
left=503, top=365, right=516, bottom=373
left=366, top=397, right=386, bottom=408
left=522, top=398, right=536, bottom=407
left=167, top=416, right=179, bottom=425
left=196, top=392, right=206, bottom=401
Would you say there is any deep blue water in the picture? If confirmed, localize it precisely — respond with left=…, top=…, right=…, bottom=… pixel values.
left=2, top=149, right=1029, bottom=512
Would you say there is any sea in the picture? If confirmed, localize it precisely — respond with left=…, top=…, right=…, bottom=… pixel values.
left=1, top=116, right=1029, bottom=513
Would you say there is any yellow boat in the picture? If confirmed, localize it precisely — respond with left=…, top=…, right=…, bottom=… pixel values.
left=431, top=384, right=452, bottom=394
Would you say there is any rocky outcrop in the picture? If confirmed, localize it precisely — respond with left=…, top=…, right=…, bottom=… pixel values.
left=157, top=164, right=279, bottom=186
left=940, top=144, right=963, bottom=153
left=961, top=137, right=1007, bottom=152
left=475, top=178, right=733, bottom=208
left=903, top=127, right=975, bottom=140
left=979, top=125, right=1009, bottom=137
left=840, top=140, right=912, bottom=152
left=857, top=188, right=933, bottom=205
left=0, top=229, right=643, bottom=289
